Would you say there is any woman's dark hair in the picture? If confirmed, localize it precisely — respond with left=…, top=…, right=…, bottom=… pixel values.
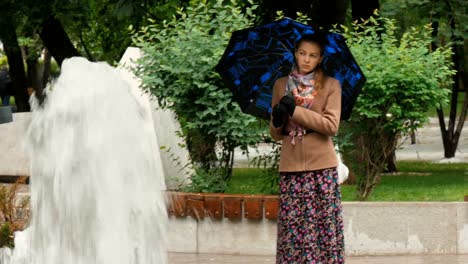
left=293, top=31, right=329, bottom=89
left=294, top=31, right=328, bottom=56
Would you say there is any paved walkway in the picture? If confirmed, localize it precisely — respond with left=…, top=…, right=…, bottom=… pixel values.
left=169, top=253, right=468, bottom=264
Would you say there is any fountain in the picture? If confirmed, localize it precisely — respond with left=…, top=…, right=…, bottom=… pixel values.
left=0, top=57, right=168, bottom=263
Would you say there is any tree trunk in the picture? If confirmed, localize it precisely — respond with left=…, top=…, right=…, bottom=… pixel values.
left=341, top=120, right=397, bottom=200
left=384, top=151, right=398, bottom=173
left=35, top=47, right=52, bottom=104
left=39, top=16, right=81, bottom=67
left=42, top=48, right=52, bottom=88
left=353, top=127, right=397, bottom=200
left=0, top=15, right=30, bottom=112
left=435, top=15, right=467, bottom=158
left=186, top=128, right=218, bottom=170
left=25, top=47, right=42, bottom=91
left=351, top=0, right=380, bottom=22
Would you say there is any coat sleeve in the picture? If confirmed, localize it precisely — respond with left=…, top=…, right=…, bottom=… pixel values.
left=290, top=78, right=341, bottom=136
left=269, top=78, right=286, bottom=141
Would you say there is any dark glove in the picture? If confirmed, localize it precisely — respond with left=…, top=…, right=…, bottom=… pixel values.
left=272, top=104, right=288, bottom=128
left=279, top=95, right=296, bottom=116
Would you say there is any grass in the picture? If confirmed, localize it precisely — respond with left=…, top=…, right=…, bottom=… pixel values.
left=341, top=161, right=467, bottom=201
left=226, top=168, right=273, bottom=195
left=226, top=161, right=468, bottom=201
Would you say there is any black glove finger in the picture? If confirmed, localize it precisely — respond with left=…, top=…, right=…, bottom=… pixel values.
left=272, top=104, right=283, bottom=115
left=272, top=104, right=289, bottom=118
left=272, top=104, right=287, bottom=128
left=272, top=115, right=284, bottom=128
left=279, top=95, right=296, bottom=116
left=279, top=95, right=295, bottom=105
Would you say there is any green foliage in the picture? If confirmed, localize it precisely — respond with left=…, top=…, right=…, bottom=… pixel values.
left=181, top=167, right=228, bottom=193
left=249, top=141, right=281, bottom=194
left=257, top=173, right=280, bottom=195
left=49, top=59, right=60, bottom=77
left=0, top=56, right=7, bottom=67
left=381, top=0, right=467, bottom=45
left=0, top=223, right=14, bottom=248
left=132, top=0, right=263, bottom=183
left=341, top=16, right=454, bottom=130
left=336, top=15, right=456, bottom=199
left=275, top=10, right=310, bottom=24
left=3, top=0, right=185, bottom=65
left=17, top=36, right=42, bottom=61
left=380, top=0, right=467, bottom=159
left=63, top=0, right=183, bottom=63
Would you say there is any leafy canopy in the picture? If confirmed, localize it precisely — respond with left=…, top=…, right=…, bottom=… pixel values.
left=340, top=15, right=455, bottom=133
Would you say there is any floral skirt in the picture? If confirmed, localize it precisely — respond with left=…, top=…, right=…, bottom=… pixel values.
left=276, top=168, right=345, bottom=264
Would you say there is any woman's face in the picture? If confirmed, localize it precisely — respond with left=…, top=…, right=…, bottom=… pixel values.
left=294, top=41, right=322, bottom=75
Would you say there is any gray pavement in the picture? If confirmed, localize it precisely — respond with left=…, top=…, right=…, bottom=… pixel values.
left=169, top=253, right=468, bottom=264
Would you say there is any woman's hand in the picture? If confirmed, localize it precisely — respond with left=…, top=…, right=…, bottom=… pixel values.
left=279, top=95, right=296, bottom=116
left=272, top=104, right=288, bottom=128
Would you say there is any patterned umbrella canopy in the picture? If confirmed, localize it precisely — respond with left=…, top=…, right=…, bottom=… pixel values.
left=215, top=18, right=366, bottom=120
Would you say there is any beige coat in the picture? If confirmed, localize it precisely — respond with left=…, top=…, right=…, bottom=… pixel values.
left=269, top=76, right=342, bottom=172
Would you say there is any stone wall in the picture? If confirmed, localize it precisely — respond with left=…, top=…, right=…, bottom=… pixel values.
left=166, top=192, right=468, bottom=256
left=0, top=112, right=30, bottom=176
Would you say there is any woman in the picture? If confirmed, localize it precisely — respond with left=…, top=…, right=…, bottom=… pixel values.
left=270, top=33, right=345, bottom=263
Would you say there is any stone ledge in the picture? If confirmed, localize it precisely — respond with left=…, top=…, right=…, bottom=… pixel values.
left=166, top=191, right=468, bottom=221
left=167, top=202, right=468, bottom=255
left=165, top=191, right=279, bottom=220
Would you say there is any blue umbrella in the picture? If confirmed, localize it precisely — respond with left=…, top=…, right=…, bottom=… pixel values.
left=215, top=18, right=366, bottom=120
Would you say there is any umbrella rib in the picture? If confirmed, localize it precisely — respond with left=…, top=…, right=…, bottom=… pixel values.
left=238, top=51, right=288, bottom=59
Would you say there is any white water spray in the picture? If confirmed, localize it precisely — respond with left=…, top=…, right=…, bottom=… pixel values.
left=1, top=57, right=168, bottom=264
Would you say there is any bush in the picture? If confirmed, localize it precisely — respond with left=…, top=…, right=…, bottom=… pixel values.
left=336, top=15, right=455, bottom=199
left=132, top=0, right=264, bottom=186
left=181, top=167, right=228, bottom=193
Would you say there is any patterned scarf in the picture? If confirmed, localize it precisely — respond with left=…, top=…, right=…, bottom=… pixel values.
left=285, top=64, right=318, bottom=145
